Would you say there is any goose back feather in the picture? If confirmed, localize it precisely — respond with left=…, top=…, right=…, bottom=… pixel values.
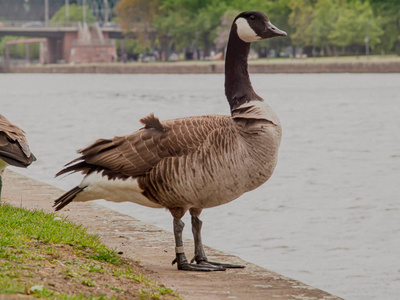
left=0, top=114, right=36, bottom=168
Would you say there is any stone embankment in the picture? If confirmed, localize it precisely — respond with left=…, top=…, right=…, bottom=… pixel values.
left=2, top=170, right=343, bottom=300
left=3, top=58, right=400, bottom=74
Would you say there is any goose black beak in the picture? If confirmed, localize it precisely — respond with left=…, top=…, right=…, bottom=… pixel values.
left=262, top=22, right=287, bottom=38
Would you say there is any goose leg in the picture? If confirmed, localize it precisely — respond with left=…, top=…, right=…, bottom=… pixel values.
left=171, top=217, right=224, bottom=271
left=0, top=168, right=5, bottom=204
left=0, top=175, right=2, bottom=204
left=190, top=209, right=245, bottom=269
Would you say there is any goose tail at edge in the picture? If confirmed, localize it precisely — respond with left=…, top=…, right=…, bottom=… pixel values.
left=53, top=186, right=85, bottom=211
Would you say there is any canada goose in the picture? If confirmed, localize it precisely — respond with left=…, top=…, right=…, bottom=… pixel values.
left=0, top=114, right=36, bottom=202
left=54, top=11, right=287, bottom=271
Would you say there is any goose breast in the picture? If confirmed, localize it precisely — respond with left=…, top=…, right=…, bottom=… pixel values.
left=139, top=113, right=282, bottom=209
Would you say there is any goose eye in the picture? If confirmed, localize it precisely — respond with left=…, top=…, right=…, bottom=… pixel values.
left=249, top=15, right=255, bottom=20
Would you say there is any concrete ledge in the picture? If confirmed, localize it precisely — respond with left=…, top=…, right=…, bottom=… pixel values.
left=2, top=170, right=342, bottom=300
left=3, top=59, right=400, bottom=74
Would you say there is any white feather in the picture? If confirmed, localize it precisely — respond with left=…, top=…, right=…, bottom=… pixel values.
left=235, top=17, right=262, bottom=43
left=75, top=171, right=163, bottom=208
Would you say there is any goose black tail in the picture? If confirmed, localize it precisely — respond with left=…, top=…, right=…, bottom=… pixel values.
left=53, top=186, right=85, bottom=211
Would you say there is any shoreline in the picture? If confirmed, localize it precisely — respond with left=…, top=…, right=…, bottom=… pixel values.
left=2, top=170, right=343, bottom=300
left=2, top=57, right=400, bottom=74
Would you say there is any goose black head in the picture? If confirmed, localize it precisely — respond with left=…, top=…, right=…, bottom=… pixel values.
left=234, top=11, right=287, bottom=43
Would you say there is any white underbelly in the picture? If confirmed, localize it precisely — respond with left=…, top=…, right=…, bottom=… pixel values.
left=75, top=172, right=163, bottom=208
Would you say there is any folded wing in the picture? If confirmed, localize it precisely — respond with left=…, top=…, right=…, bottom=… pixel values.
left=56, top=114, right=231, bottom=179
left=0, top=114, right=36, bottom=168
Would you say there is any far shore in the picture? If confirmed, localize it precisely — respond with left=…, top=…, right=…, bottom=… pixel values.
left=2, top=55, right=400, bottom=74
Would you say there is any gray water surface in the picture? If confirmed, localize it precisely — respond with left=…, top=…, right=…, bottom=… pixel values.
left=1, top=73, right=399, bottom=300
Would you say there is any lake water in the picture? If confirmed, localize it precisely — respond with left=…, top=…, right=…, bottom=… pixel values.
left=1, top=73, right=399, bottom=300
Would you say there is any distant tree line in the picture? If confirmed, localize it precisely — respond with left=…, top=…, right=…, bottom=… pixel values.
left=1, top=0, right=399, bottom=61
left=115, top=0, right=400, bottom=60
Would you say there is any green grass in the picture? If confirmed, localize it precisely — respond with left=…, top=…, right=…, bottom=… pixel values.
left=0, top=203, right=179, bottom=299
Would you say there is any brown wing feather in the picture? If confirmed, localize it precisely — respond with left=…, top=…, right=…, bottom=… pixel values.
left=57, top=114, right=231, bottom=179
left=0, top=114, right=36, bottom=167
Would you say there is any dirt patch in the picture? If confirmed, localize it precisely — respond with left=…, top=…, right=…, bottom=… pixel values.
left=2, top=240, right=177, bottom=299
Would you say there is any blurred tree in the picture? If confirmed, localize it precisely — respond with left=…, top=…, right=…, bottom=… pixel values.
left=329, top=0, right=383, bottom=54
left=288, top=0, right=314, bottom=48
left=115, top=0, right=172, bottom=60
left=214, top=9, right=240, bottom=53
left=158, top=0, right=229, bottom=57
left=115, top=0, right=158, bottom=35
left=307, top=0, right=341, bottom=56
left=369, top=0, right=400, bottom=55
left=115, top=38, right=146, bottom=60
left=0, top=36, right=40, bottom=59
left=263, top=0, right=292, bottom=57
left=87, top=0, right=119, bottom=22
left=51, top=4, right=97, bottom=24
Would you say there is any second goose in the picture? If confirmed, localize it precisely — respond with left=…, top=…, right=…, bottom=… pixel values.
left=0, top=114, right=36, bottom=202
left=54, top=10, right=287, bottom=271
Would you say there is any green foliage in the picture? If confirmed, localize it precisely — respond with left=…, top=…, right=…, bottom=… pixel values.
left=369, top=0, right=400, bottom=54
left=51, top=4, right=97, bottom=24
left=289, top=0, right=315, bottom=47
left=151, top=0, right=229, bottom=53
left=214, top=9, right=240, bottom=51
left=115, top=0, right=400, bottom=57
left=0, top=36, right=40, bottom=59
left=116, top=38, right=147, bottom=57
left=330, top=0, right=383, bottom=50
left=308, top=0, right=340, bottom=48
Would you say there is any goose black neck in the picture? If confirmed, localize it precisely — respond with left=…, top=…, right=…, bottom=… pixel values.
left=225, top=24, right=262, bottom=111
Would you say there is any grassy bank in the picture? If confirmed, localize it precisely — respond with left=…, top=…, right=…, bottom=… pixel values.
left=0, top=203, right=179, bottom=299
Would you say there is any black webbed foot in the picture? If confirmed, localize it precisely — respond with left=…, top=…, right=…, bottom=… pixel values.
left=172, top=253, right=225, bottom=271
left=190, top=257, right=245, bottom=269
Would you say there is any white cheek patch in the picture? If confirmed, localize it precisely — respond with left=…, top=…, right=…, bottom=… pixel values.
left=235, top=17, right=262, bottom=43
